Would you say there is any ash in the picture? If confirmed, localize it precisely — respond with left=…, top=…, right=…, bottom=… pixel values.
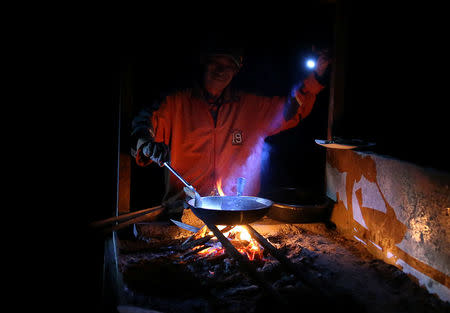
left=115, top=222, right=449, bottom=313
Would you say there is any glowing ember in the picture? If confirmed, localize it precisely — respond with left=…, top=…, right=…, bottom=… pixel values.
left=197, top=225, right=264, bottom=261
left=198, top=246, right=225, bottom=257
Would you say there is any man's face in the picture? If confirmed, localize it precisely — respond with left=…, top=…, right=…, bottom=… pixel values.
left=203, top=55, right=239, bottom=94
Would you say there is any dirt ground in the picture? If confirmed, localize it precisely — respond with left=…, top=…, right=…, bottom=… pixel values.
left=257, top=221, right=449, bottom=313
left=116, top=218, right=449, bottom=313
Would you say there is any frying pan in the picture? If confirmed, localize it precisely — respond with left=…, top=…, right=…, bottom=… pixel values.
left=163, top=162, right=272, bottom=225
left=186, top=196, right=273, bottom=225
left=262, top=187, right=334, bottom=223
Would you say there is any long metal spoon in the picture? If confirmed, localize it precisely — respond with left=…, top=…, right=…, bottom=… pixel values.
left=163, top=162, right=202, bottom=206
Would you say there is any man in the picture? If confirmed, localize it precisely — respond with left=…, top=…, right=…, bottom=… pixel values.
left=131, top=47, right=330, bottom=219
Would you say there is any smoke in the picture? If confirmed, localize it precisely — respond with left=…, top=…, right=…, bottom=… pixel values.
left=260, top=140, right=272, bottom=177
left=222, top=136, right=273, bottom=196
left=221, top=99, right=291, bottom=196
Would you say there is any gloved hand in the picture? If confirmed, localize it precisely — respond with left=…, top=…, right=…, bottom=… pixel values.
left=314, top=52, right=330, bottom=77
left=312, top=47, right=331, bottom=80
left=142, top=141, right=170, bottom=166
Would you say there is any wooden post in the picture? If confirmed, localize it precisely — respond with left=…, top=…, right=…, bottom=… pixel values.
left=328, top=0, right=348, bottom=140
left=118, top=153, right=131, bottom=214
left=118, top=60, right=134, bottom=214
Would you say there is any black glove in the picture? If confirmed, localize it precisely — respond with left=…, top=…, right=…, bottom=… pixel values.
left=142, top=141, right=170, bottom=166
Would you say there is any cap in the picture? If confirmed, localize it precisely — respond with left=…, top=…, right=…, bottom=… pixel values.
left=202, top=46, right=244, bottom=69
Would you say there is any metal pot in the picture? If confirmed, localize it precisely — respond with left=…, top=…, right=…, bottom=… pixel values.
left=187, top=196, right=273, bottom=225
left=262, top=187, right=334, bottom=223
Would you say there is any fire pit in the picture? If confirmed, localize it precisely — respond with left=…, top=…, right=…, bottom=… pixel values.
left=113, top=217, right=449, bottom=313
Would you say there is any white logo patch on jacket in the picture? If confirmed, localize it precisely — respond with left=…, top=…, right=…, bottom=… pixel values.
left=231, top=129, right=243, bottom=145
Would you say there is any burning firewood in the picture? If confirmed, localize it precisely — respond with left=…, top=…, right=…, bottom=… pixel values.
left=180, top=245, right=209, bottom=260
left=177, top=235, right=213, bottom=251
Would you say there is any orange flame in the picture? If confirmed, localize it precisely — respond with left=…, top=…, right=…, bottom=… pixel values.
left=197, top=225, right=264, bottom=261
left=216, top=178, right=225, bottom=196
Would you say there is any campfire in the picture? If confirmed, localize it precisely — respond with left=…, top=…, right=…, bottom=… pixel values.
left=195, top=225, right=265, bottom=261
left=188, top=179, right=265, bottom=261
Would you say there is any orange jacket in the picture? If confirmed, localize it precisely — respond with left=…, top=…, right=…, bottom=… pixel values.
left=135, top=73, right=324, bottom=199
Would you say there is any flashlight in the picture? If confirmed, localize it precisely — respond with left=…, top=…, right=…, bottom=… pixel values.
left=306, top=58, right=316, bottom=69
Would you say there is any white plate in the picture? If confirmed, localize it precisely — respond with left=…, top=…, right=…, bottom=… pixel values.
left=315, top=139, right=375, bottom=150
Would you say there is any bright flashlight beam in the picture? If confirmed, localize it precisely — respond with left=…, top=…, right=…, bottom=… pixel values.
left=306, top=59, right=316, bottom=69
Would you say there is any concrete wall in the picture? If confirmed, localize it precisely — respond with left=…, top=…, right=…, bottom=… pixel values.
left=325, top=149, right=450, bottom=302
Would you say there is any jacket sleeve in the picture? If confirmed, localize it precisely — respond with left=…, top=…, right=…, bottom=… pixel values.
left=131, top=95, right=172, bottom=167
left=265, top=72, right=325, bottom=136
